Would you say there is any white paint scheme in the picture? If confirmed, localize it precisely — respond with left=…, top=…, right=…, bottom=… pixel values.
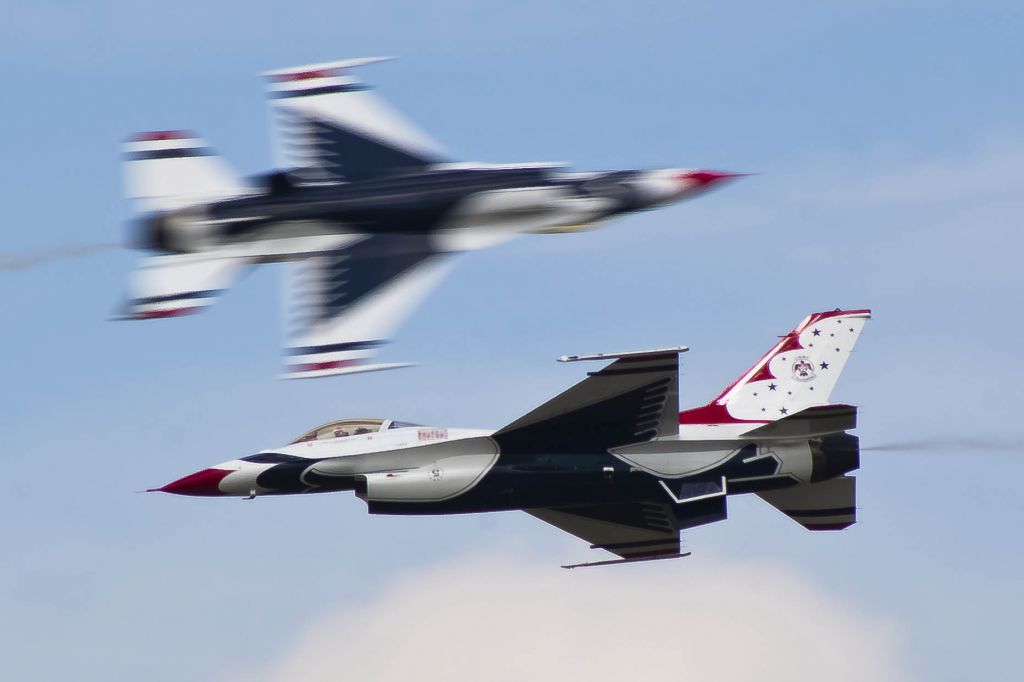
left=122, top=235, right=358, bottom=320
left=442, top=186, right=615, bottom=234
left=122, top=59, right=741, bottom=378
left=610, top=440, right=746, bottom=478
left=266, top=60, right=445, bottom=174
left=359, top=439, right=501, bottom=503
left=123, top=249, right=251, bottom=317
left=210, top=426, right=494, bottom=496
left=632, top=169, right=697, bottom=204
left=122, top=135, right=253, bottom=213
left=214, top=461, right=274, bottom=496
left=720, top=311, right=869, bottom=421
left=676, top=421, right=766, bottom=441
left=678, top=310, right=870, bottom=440
left=276, top=426, right=492, bottom=459
left=208, top=416, right=816, bottom=499
left=161, top=310, right=865, bottom=564
left=261, top=57, right=396, bottom=78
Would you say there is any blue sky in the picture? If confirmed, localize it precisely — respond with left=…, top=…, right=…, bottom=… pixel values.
left=2, top=2, right=1023, bottom=680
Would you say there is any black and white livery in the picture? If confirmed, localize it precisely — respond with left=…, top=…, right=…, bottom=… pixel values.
left=120, top=57, right=742, bottom=378
left=153, top=309, right=869, bottom=568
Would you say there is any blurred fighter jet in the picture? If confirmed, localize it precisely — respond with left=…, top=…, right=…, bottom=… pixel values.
left=120, top=57, right=742, bottom=378
left=153, top=309, right=868, bottom=567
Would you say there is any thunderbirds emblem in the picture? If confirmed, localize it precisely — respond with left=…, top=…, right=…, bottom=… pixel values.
left=792, top=356, right=816, bottom=382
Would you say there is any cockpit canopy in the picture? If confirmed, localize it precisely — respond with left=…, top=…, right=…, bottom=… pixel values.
left=289, top=418, right=421, bottom=444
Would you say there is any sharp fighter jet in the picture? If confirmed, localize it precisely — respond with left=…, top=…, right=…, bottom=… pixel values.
left=153, top=309, right=869, bottom=567
left=120, top=57, right=742, bottom=378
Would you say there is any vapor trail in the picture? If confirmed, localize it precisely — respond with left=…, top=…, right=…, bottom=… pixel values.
left=863, top=437, right=1019, bottom=454
left=0, top=243, right=124, bottom=271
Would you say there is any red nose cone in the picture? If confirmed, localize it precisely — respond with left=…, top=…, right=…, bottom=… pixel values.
left=153, top=468, right=233, bottom=496
left=678, top=170, right=747, bottom=188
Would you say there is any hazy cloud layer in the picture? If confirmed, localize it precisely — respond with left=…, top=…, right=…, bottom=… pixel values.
left=249, top=551, right=910, bottom=682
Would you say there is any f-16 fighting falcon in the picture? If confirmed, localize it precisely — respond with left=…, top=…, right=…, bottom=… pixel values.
left=153, top=309, right=869, bottom=567
left=120, top=57, right=742, bottom=378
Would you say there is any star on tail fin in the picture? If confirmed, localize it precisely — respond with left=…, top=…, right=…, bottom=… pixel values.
left=678, top=309, right=870, bottom=434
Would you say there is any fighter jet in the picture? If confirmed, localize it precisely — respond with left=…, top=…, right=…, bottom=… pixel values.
left=120, top=57, right=741, bottom=378
left=153, top=309, right=869, bottom=567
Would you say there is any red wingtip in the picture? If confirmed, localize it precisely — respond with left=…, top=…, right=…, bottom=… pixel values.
left=129, top=130, right=195, bottom=143
left=288, top=359, right=362, bottom=374
left=272, top=69, right=337, bottom=83
left=132, top=307, right=202, bottom=320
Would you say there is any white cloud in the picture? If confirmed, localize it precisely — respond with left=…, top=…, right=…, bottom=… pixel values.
left=249, top=548, right=910, bottom=682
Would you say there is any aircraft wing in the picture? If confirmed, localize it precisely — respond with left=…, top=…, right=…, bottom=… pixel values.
left=282, top=233, right=454, bottom=379
left=264, top=58, right=447, bottom=183
left=528, top=502, right=683, bottom=565
left=119, top=250, right=252, bottom=319
left=493, top=348, right=685, bottom=454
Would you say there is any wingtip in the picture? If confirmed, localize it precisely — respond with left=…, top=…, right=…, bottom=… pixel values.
left=281, top=361, right=416, bottom=380
left=261, top=56, right=397, bottom=78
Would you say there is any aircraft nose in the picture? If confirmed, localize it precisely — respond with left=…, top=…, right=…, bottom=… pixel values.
left=676, top=169, right=747, bottom=189
left=151, top=467, right=234, bottom=496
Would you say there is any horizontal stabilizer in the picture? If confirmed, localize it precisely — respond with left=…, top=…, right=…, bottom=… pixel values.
left=119, top=251, right=251, bottom=319
left=757, top=475, right=856, bottom=531
left=742, top=404, right=857, bottom=439
left=122, top=131, right=250, bottom=213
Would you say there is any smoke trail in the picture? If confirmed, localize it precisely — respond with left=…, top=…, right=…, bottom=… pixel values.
left=863, top=437, right=1019, bottom=454
left=0, top=243, right=124, bottom=271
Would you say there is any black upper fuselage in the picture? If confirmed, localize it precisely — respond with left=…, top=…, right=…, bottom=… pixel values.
left=142, top=166, right=657, bottom=253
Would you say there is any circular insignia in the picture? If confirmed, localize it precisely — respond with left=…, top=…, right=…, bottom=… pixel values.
left=428, top=467, right=444, bottom=482
left=791, top=355, right=816, bottom=382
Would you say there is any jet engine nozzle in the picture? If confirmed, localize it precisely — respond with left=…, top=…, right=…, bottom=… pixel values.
left=134, top=208, right=214, bottom=254
left=809, top=433, right=860, bottom=482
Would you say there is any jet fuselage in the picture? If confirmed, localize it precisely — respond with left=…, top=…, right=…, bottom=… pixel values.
left=156, top=424, right=859, bottom=517
left=141, top=166, right=736, bottom=255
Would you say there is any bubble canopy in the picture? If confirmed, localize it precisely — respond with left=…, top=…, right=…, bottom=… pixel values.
left=289, top=418, right=421, bottom=443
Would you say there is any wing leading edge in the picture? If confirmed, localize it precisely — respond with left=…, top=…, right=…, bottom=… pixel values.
left=265, top=58, right=447, bottom=183
left=529, top=493, right=729, bottom=568
left=494, top=349, right=685, bottom=455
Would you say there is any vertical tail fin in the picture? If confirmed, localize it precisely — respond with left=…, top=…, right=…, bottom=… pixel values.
left=679, top=309, right=871, bottom=427
left=122, top=131, right=250, bottom=213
